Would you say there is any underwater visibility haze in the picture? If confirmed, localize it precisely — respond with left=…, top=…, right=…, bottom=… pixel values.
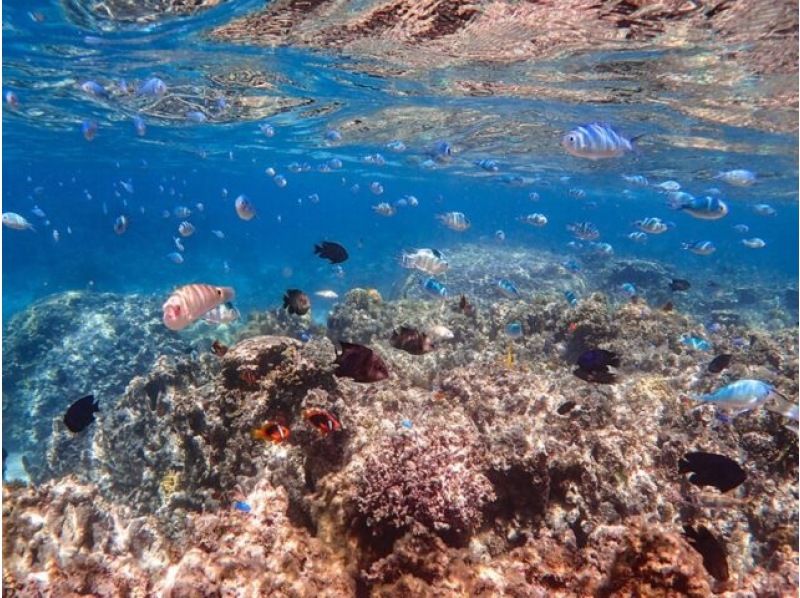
left=2, top=0, right=799, bottom=595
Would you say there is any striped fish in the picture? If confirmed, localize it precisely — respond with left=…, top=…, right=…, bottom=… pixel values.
left=561, top=123, right=637, bottom=160
left=566, top=222, right=600, bottom=241
left=163, top=284, right=235, bottom=331
left=436, top=212, right=470, bottom=232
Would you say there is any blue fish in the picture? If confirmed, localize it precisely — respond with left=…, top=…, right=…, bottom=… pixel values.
left=564, top=290, right=578, bottom=306
left=505, top=321, right=523, bottom=339
left=81, top=80, right=108, bottom=98
left=497, top=279, right=519, bottom=299
left=562, top=260, right=581, bottom=274
left=421, top=277, right=448, bottom=298
left=429, top=140, right=452, bottom=162
left=680, top=335, right=711, bottom=351
left=694, top=379, right=777, bottom=416
left=667, top=195, right=728, bottom=220
left=132, top=115, right=146, bottom=136
left=81, top=119, right=98, bottom=141
left=475, top=159, right=499, bottom=172
left=400, top=418, right=413, bottom=429
left=233, top=500, right=251, bottom=513
left=137, top=77, right=167, bottom=97
left=325, top=129, right=342, bottom=141
left=620, top=283, right=637, bottom=297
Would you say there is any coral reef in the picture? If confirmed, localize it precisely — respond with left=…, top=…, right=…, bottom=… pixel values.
left=3, top=249, right=797, bottom=595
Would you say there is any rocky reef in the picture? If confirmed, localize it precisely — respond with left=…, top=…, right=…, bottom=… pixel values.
left=3, top=254, right=797, bottom=595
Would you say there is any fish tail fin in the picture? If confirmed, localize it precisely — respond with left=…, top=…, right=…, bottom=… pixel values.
left=666, top=196, right=684, bottom=211
left=765, top=391, right=798, bottom=422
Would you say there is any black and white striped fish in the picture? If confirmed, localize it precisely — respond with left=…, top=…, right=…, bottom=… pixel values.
left=561, top=123, right=639, bottom=160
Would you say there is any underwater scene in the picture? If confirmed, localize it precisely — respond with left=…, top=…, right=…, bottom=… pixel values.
left=2, top=0, right=799, bottom=595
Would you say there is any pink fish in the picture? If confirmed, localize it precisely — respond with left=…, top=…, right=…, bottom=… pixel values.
left=163, top=284, right=235, bottom=331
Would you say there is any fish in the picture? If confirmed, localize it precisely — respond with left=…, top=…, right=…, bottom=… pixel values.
left=622, top=174, right=648, bottom=186
left=364, top=153, right=386, bottom=166
left=82, top=119, right=98, bottom=141
left=235, top=195, right=256, bottom=221
left=627, top=231, right=648, bottom=243
left=693, top=379, right=778, bottom=416
left=566, top=222, right=600, bottom=241
left=167, top=252, right=184, bottom=264
left=421, top=277, right=448, bottom=298
left=211, top=230, right=225, bottom=239
left=390, top=326, right=434, bottom=355
left=519, top=213, right=548, bottom=227
left=528, top=192, right=541, bottom=201
left=369, top=182, right=383, bottom=195
left=333, top=341, right=389, bottom=383
left=63, top=394, right=99, bottom=433
left=561, top=122, right=637, bottom=160
left=436, top=211, right=471, bottom=232
left=325, top=129, right=342, bottom=142
left=283, top=289, right=311, bottom=316
left=80, top=80, right=108, bottom=98
left=2, top=212, right=35, bottom=231
left=568, top=188, right=586, bottom=200
left=682, top=241, right=716, bottom=256
left=682, top=525, right=729, bottom=582
left=233, top=501, right=252, bottom=513
left=137, top=77, right=167, bottom=96
left=752, top=203, right=776, bottom=216
left=497, top=279, right=520, bottom=299
left=495, top=230, right=506, bottom=242
left=707, top=354, right=732, bottom=374
left=732, top=224, right=749, bottom=234
left=619, top=283, right=637, bottom=297
left=715, top=169, right=755, bottom=187
left=475, top=159, right=499, bottom=172
left=186, top=110, right=207, bottom=123
left=119, top=180, right=134, bottom=194
left=131, top=115, right=146, bottom=136
left=173, top=206, right=193, bottom=219
left=315, top=241, right=348, bottom=264
left=202, top=302, right=240, bottom=325
left=315, top=290, right=339, bottom=300
left=563, top=260, right=581, bottom=274
left=403, top=195, right=419, bottom=207
left=456, top=295, right=475, bottom=317
left=173, top=237, right=185, bottom=252
left=259, top=123, right=275, bottom=137
left=678, top=451, right=746, bottom=493
left=429, top=140, right=453, bottom=162
left=178, top=221, right=195, bottom=237
left=304, top=408, right=342, bottom=436
left=386, top=140, right=406, bottom=152
left=113, top=215, right=128, bottom=235
left=667, top=195, right=728, bottom=220
left=574, top=349, right=619, bottom=383
left=557, top=401, right=577, bottom=415
left=635, top=217, right=670, bottom=234
left=680, top=335, right=711, bottom=351
left=251, top=421, right=290, bottom=444
left=400, top=248, right=449, bottom=276
left=5, top=90, right=20, bottom=108
left=670, top=278, right=691, bottom=292
left=211, top=340, right=228, bottom=356
left=564, top=290, right=578, bottom=306
left=505, top=321, right=523, bottom=339
left=273, top=175, right=287, bottom=188
left=372, top=202, right=396, bottom=217
left=428, top=324, right=454, bottom=341
left=741, top=237, right=766, bottom=249
left=162, top=284, right=236, bottom=331
left=653, top=180, right=681, bottom=191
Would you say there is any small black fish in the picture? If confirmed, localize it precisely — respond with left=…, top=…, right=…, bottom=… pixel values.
left=455, top=294, right=475, bottom=317
left=314, top=241, right=348, bottom=264
left=573, top=367, right=617, bottom=384
left=63, top=394, right=99, bottom=433
left=707, top=354, right=732, bottom=374
left=577, top=349, right=620, bottom=372
left=557, top=401, right=577, bottom=415
left=390, top=326, right=434, bottom=355
left=683, top=524, right=729, bottom=582
left=670, top=278, right=691, bottom=292
left=283, top=289, right=311, bottom=316
left=678, top=451, right=746, bottom=493
left=334, top=341, right=389, bottom=383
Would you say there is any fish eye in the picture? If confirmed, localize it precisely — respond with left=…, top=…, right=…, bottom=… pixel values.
left=216, top=288, right=223, bottom=297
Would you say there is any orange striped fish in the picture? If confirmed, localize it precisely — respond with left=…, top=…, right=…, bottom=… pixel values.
left=162, top=284, right=235, bottom=331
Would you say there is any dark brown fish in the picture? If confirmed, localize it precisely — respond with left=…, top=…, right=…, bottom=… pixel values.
left=557, top=401, right=577, bottom=415
left=211, top=340, right=228, bottom=357
left=314, top=241, right=348, bottom=264
left=390, top=326, right=434, bottom=355
left=683, top=525, right=729, bottom=582
left=707, top=354, right=732, bottom=374
left=678, top=451, right=746, bottom=493
left=334, top=341, right=389, bottom=383
left=64, top=394, right=99, bottom=433
left=283, top=289, right=311, bottom=316
left=670, top=278, right=691, bottom=292
left=456, top=294, right=475, bottom=317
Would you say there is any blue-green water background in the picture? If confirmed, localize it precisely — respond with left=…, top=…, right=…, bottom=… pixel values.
left=2, top=1, right=798, bottom=322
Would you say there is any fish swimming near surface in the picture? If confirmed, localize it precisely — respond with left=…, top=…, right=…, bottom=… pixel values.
left=334, top=341, right=389, bottom=383
left=137, top=77, right=167, bottom=96
left=752, top=203, right=776, bottom=216
left=315, top=241, right=348, bottom=264
left=2, top=212, right=35, bottom=231
left=682, top=241, right=716, bottom=256
left=682, top=525, right=729, bottom=582
left=561, top=122, right=638, bottom=160
left=715, top=169, right=755, bottom=187
left=163, top=284, right=235, bottom=331
left=436, top=211, right=471, bottom=232
left=304, top=408, right=342, bottom=436
left=670, top=278, right=691, bottom=292
left=678, top=451, right=746, bottom=493
left=283, top=289, right=311, bottom=316
left=202, top=302, right=240, bottom=325
left=667, top=195, right=728, bottom=220
left=707, top=354, right=732, bottom=374
left=64, top=394, right=99, bottom=433
left=251, top=421, right=290, bottom=444
left=390, top=326, right=434, bottom=355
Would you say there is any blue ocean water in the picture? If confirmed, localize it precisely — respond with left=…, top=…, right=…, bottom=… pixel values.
left=2, top=4, right=798, bottom=318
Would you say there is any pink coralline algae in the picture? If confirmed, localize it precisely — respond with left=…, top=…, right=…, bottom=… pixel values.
left=354, top=428, right=495, bottom=536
